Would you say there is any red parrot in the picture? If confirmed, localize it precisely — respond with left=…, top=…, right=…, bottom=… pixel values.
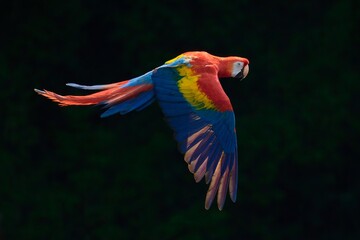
left=35, top=51, right=250, bottom=210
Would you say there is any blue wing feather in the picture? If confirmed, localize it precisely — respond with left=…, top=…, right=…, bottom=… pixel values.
left=152, top=64, right=238, bottom=210
left=101, top=91, right=155, bottom=117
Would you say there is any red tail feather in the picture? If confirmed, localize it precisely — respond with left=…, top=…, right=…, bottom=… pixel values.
left=34, top=80, right=152, bottom=107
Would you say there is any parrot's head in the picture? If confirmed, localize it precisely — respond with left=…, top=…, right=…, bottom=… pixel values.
left=215, top=56, right=250, bottom=79
left=231, top=58, right=249, bottom=80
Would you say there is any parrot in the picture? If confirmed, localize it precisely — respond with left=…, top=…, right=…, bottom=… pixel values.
left=34, top=51, right=250, bottom=210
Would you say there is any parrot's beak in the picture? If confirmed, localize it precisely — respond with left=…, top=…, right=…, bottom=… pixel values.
left=235, top=64, right=249, bottom=80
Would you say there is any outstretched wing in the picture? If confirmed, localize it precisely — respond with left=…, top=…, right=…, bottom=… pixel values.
left=152, top=58, right=238, bottom=210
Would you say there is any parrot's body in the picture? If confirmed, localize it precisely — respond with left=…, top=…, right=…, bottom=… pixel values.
left=35, top=51, right=250, bottom=210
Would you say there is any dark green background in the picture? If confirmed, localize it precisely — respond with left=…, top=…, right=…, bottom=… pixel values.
left=1, top=0, right=358, bottom=239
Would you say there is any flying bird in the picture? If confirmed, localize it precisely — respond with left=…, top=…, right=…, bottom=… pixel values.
left=35, top=51, right=250, bottom=210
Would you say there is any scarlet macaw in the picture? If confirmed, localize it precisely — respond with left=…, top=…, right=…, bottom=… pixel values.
left=35, top=51, right=250, bottom=210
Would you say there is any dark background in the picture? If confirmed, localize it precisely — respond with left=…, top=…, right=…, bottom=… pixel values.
left=0, top=0, right=359, bottom=239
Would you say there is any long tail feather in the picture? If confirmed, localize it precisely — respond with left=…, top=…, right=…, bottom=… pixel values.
left=35, top=72, right=155, bottom=116
left=34, top=82, right=129, bottom=106
left=65, top=82, right=127, bottom=90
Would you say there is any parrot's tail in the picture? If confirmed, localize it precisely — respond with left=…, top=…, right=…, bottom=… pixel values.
left=35, top=71, right=155, bottom=117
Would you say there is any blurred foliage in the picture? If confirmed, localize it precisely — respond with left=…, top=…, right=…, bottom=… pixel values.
left=0, top=0, right=359, bottom=239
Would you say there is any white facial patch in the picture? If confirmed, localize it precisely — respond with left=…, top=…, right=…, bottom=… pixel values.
left=231, top=62, right=244, bottom=77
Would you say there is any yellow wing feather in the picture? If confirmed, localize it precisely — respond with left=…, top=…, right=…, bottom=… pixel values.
left=177, top=65, right=216, bottom=110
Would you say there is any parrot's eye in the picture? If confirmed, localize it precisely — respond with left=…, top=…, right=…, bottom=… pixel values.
left=231, top=61, right=244, bottom=78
